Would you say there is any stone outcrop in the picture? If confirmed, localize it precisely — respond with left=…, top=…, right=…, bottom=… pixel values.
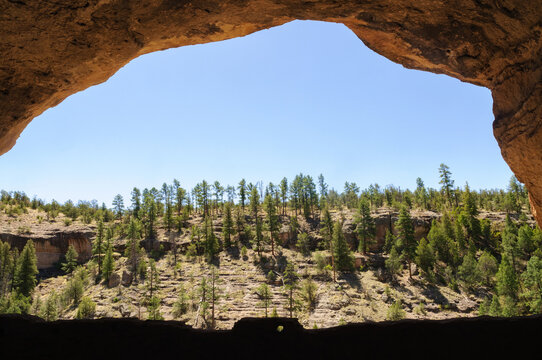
left=0, top=1, right=541, bottom=224
left=342, top=209, right=441, bottom=251
left=0, top=229, right=93, bottom=269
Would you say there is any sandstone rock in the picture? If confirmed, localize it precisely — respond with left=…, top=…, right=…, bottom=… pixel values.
left=121, top=271, right=132, bottom=287
left=456, top=297, right=477, bottom=313
left=425, top=303, right=440, bottom=313
left=0, top=227, right=93, bottom=269
left=108, top=272, right=121, bottom=288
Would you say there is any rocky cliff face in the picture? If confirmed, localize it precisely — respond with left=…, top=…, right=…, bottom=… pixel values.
left=0, top=228, right=93, bottom=269
left=342, top=209, right=440, bottom=251
left=0, top=1, right=541, bottom=225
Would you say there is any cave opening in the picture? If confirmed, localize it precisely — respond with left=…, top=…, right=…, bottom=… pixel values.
left=0, top=20, right=526, bottom=330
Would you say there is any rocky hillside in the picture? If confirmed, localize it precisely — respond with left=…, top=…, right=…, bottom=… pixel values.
left=10, top=206, right=522, bottom=329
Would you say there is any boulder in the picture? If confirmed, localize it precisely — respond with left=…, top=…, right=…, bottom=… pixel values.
left=108, top=272, right=121, bottom=288
left=121, top=271, right=132, bottom=287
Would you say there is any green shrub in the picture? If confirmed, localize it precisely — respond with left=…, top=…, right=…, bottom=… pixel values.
left=386, top=300, right=405, bottom=321
left=172, top=285, right=189, bottom=318
left=40, top=292, right=59, bottom=321
left=313, top=252, right=327, bottom=273
left=76, top=297, right=96, bottom=319
left=64, top=277, right=84, bottom=306
left=267, top=270, right=277, bottom=284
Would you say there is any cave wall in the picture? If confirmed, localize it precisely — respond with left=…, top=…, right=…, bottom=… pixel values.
left=0, top=0, right=540, bottom=221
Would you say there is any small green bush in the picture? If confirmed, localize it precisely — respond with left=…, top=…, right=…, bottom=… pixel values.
left=76, top=297, right=96, bottom=319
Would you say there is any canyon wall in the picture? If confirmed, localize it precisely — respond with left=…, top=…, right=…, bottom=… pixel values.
left=0, top=230, right=93, bottom=269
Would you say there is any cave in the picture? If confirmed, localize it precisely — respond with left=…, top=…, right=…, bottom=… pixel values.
left=0, top=0, right=541, bottom=357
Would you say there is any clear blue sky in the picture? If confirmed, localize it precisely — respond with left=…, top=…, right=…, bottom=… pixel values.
left=0, top=20, right=512, bottom=206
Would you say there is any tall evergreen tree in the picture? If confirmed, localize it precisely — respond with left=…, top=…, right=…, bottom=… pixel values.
left=355, top=198, right=376, bottom=254
left=222, top=202, right=234, bottom=249
left=102, top=242, right=115, bottom=283
left=130, top=188, right=141, bottom=219
left=320, top=206, right=335, bottom=281
left=61, top=244, right=79, bottom=274
left=203, top=217, right=220, bottom=263
left=249, top=185, right=260, bottom=220
left=264, top=194, right=279, bottom=257
left=438, top=163, right=454, bottom=208
left=238, top=179, right=247, bottom=211
left=279, top=177, right=288, bottom=215
left=396, top=206, right=416, bottom=278
left=255, top=283, right=272, bottom=317
left=332, top=221, right=354, bottom=272
left=112, top=194, right=124, bottom=219
left=496, top=255, right=519, bottom=301
left=93, top=220, right=105, bottom=276
left=283, top=262, right=298, bottom=318
left=0, top=242, right=15, bottom=298
left=415, top=238, right=435, bottom=278
left=14, top=240, right=38, bottom=298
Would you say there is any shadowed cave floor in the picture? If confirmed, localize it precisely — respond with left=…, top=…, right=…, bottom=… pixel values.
left=0, top=314, right=540, bottom=359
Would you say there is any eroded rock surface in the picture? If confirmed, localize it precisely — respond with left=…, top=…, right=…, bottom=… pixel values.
left=0, top=1, right=540, bottom=221
left=0, top=211, right=93, bottom=269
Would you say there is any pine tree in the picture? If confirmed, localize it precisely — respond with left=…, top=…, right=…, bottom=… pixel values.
left=477, top=251, right=498, bottom=286
left=458, top=252, right=480, bottom=290
left=320, top=206, right=335, bottom=280
left=238, top=179, right=247, bottom=211
left=0, top=241, right=15, bottom=298
left=264, top=194, right=279, bottom=257
left=147, top=259, right=160, bottom=299
left=40, top=291, right=59, bottom=321
left=438, top=163, right=455, bottom=208
left=102, top=242, right=115, bottom=283
left=255, top=283, right=272, bottom=317
left=502, top=216, right=520, bottom=271
left=386, top=246, right=403, bottom=280
left=496, top=255, right=519, bottom=300
left=518, top=224, right=535, bottom=259
left=520, top=255, right=542, bottom=313
left=280, top=177, right=288, bottom=216
left=172, top=284, right=190, bottom=318
left=249, top=185, right=260, bottom=220
left=283, top=263, right=298, bottom=318
left=203, top=216, right=219, bottom=263
left=355, top=198, right=375, bottom=254
left=131, top=187, right=141, bottom=219
left=332, top=221, right=354, bottom=272
left=14, top=240, right=38, bottom=298
left=415, top=238, right=435, bottom=278
left=222, top=202, right=234, bottom=248
left=61, top=244, right=79, bottom=274
left=488, top=295, right=501, bottom=316
left=147, top=295, right=164, bottom=320
left=396, top=206, right=416, bottom=278
left=253, top=217, right=264, bottom=258
left=76, top=297, right=96, bottom=319
left=112, top=194, right=124, bottom=219
left=93, top=220, right=105, bottom=276
left=300, top=277, right=318, bottom=311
